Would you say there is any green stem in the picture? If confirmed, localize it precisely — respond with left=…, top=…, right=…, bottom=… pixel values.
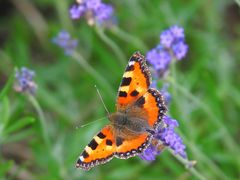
left=110, top=26, right=148, bottom=52
left=95, top=26, right=126, bottom=67
left=168, top=149, right=207, bottom=180
left=28, top=95, right=50, bottom=149
left=168, top=61, right=234, bottom=178
left=71, top=52, right=115, bottom=98
left=186, top=140, right=229, bottom=179
left=167, top=77, right=240, bottom=153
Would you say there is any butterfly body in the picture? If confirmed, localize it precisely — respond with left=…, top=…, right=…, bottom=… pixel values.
left=109, top=106, right=153, bottom=138
left=76, top=52, right=167, bottom=170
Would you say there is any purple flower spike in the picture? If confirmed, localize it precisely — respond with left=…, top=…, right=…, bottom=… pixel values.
left=69, top=0, right=116, bottom=27
left=140, top=116, right=187, bottom=161
left=170, top=25, right=185, bottom=39
left=160, top=84, right=171, bottom=105
left=95, top=4, right=114, bottom=25
left=70, top=4, right=86, bottom=19
left=160, top=30, right=174, bottom=48
left=86, top=0, right=101, bottom=10
left=14, top=67, right=37, bottom=95
left=147, top=25, right=188, bottom=77
left=139, top=144, right=161, bottom=161
left=146, top=46, right=171, bottom=71
left=52, top=30, right=78, bottom=55
left=172, top=41, right=188, bottom=60
left=159, top=116, right=187, bottom=158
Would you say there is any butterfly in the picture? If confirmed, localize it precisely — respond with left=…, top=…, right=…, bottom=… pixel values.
left=76, top=51, right=167, bottom=170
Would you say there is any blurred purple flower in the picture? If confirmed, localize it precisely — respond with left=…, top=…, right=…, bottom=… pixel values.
left=70, top=4, right=86, bottom=19
left=95, top=4, right=114, bottom=25
left=146, top=25, right=188, bottom=77
left=52, top=30, right=78, bottom=55
left=146, top=46, right=171, bottom=71
left=156, top=116, right=187, bottom=158
left=139, top=143, right=161, bottom=161
left=172, top=41, right=188, bottom=60
left=140, top=116, right=187, bottom=161
left=14, top=67, right=37, bottom=95
left=69, top=0, right=115, bottom=27
left=160, top=83, right=171, bottom=105
left=85, top=0, right=101, bottom=10
left=170, top=25, right=185, bottom=39
left=160, top=30, right=174, bottom=48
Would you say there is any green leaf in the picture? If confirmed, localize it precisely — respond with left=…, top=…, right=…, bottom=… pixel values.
left=0, top=70, right=15, bottom=101
left=3, top=117, right=35, bottom=135
left=2, top=128, right=34, bottom=144
left=0, top=97, right=10, bottom=126
left=0, top=160, right=13, bottom=177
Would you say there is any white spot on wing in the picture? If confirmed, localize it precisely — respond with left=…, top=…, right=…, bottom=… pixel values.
left=79, top=156, right=84, bottom=162
left=129, top=61, right=135, bottom=66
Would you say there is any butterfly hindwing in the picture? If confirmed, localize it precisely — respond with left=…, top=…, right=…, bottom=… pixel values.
left=115, top=133, right=152, bottom=159
left=76, top=125, right=116, bottom=171
left=135, top=88, right=167, bottom=129
left=116, top=52, right=151, bottom=110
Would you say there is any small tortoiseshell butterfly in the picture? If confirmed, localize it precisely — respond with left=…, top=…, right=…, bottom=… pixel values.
left=76, top=51, right=167, bottom=170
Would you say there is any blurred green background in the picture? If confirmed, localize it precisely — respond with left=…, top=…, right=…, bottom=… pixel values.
left=0, top=0, right=240, bottom=179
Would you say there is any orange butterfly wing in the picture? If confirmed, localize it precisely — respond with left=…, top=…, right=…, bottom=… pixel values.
left=114, top=89, right=167, bottom=159
left=115, top=133, right=152, bottom=159
left=116, top=51, right=151, bottom=110
left=76, top=125, right=116, bottom=170
left=134, top=88, right=167, bottom=130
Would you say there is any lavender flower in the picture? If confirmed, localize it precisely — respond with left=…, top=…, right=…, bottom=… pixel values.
left=69, top=0, right=115, bottom=27
left=85, top=0, right=101, bottom=10
left=146, top=46, right=171, bottom=71
left=160, top=84, right=171, bottom=105
left=70, top=4, right=85, bottom=19
left=172, top=41, right=188, bottom=60
left=146, top=25, right=188, bottom=78
left=160, top=30, right=174, bottom=48
left=139, top=144, right=161, bottom=161
left=140, top=116, right=187, bottom=161
left=95, top=4, right=114, bottom=25
left=52, top=30, right=78, bottom=55
left=14, top=67, right=37, bottom=95
left=170, top=25, right=185, bottom=39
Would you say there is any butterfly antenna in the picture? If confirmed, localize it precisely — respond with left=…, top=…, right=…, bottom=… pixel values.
left=94, top=85, right=110, bottom=116
left=76, top=116, right=107, bottom=129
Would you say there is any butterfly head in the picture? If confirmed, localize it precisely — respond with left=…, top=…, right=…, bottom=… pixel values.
left=108, top=112, right=127, bottom=126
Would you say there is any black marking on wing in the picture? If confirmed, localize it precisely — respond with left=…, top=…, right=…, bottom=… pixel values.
left=119, top=91, right=127, bottom=97
left=126, top=65, right=134, bottom=71
left=106, top=139, right=113, bottom=146
left=97, top=132, right=106, bottom=139
left=116, top=137, right=123, bottom=147
left=88, top=139, right=98, bottom=150
left=130, top=90, right=139, bottom=97
left=121, top=77, right=132, bottom=86
left=135, top=96, right=145, bottom=107
left=82, top=150, right=89, bottom=158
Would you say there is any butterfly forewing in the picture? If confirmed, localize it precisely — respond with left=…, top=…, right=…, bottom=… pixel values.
left=116, top=52, right=151, bottom=110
